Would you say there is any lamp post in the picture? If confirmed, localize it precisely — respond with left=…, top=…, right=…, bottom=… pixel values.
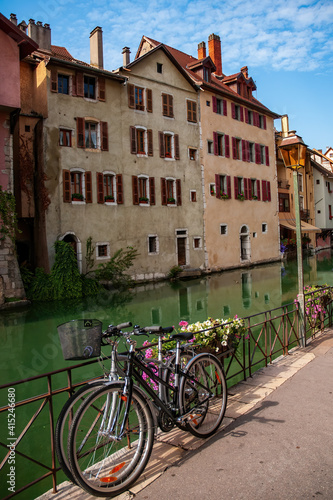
left=279, top=135, right=307, bottom=348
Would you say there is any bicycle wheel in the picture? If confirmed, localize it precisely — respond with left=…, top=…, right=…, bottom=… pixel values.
left=55, top=380, right=105, bottom=483
left=162, top=350, right=194, bottom=404
left=179, top=353, right=227, bottom=438
left=68, top=382, right=154, bottom=497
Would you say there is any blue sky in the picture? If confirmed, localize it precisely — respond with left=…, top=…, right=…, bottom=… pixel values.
left=1, top=0, right=332, bottom=151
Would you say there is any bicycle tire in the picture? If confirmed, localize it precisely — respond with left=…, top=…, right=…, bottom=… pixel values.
left=68, top=381, right=154, bottom=497
left=55, top=380, right=106, bottom=483
left=179, top=353, right=227, bottom=438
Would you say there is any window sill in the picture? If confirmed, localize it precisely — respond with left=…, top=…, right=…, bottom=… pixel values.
left=72, top=201, right=85, bottom=205
left=84, top=148, right=101, bottom=153
left=105, top=201, right=116, bottom=205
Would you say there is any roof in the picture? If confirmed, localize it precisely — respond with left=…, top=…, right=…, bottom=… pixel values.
left=0, top=13, right=38, bottom=59
left=135, top=35, right=279, bottom=118
left=279, top=218, right=321, bottom=233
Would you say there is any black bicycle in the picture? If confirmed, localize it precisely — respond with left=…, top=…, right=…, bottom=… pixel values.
left=66, top=324, right=227, bottom=497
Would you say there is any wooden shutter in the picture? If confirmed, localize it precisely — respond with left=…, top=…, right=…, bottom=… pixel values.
left=162, top=94, right=173, bottom=117
left=161, top=178, right=167, bottom=205
left=85, top=171, right=92, bottom=203
left=262, top=180, right=267, bottom=201
left=234, top=177, right=238, bottom=198
left=246, top=141, right=250, bottom=162
left=132, top=175, right=139, bottom=205
left=176, top=179, right=182, bottom=206
left=147, top=129, right=153, bottom=156
left=248, top=178, right=252, bottom=200
left=213, top=132, right=218, bottom=156
left=98, top=77, right=106, bottom=101
left=225, top=135, right=230, bottom=158
left=159, top=132, right=165, bottom=157
left=174, top=134, right=180, bottom=160
left=256, top=180, right=261, bottom=201
left=130, top=126, right=137, bottom=154
left=242, top=140, right=247, bottom=162
left=97, top=173, right=104, bottom=204
left=76, top=71, right=84, bottom=97
left=146, top=88, right=153, bottom=112
left=212, top=96, right=217, bottom=113
left=149, top=177, right=155, bottom=205
left=51, top=68, right=57, bottom=92
left=77, top=117, right=85, bottom=148
left=101, top=122, right=108, bottom=151
left=223, top=99, right=227, bottom=116
left=232, top=137, right=237, bottom=159
left=128, top=84, right=135, bottom=108
left=215, top=174, right=221, bottom=199
left=116, top=174, right=123, bottom=204
left=267, top=181, right=271, bottom=201
left=231, top=102, right=236, bottom=119
left=63, top=169, right=71, bottom=202
left=240, top=106, right=244, bottom=122
left=227, top=175, right=232, bottom=198
left=244, top=108, right=249, bottom=123
left=263, top=115, right=267, bottom=130
left=265, top=146, right=270, bottom=166
left=255, top=143, right=261, bottom=164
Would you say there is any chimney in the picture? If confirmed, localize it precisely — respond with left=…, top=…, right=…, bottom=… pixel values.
left=281, top=115, right=289, bottom=138
left=197, top=41, right=206, bottom=60
left=122, top=47, right=131, bottom=66
left=10, top=13, right=17, bottom=26
left=241, top=66, right=248, bottom=79
left=28, top=19, right=51, bottom=50
left=18, top=20, right=27, bottom=34
left=90, top=27, right=104, bottom=69
left=208, top=33, right=222, bottom=76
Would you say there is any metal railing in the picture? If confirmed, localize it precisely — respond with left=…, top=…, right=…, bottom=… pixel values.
left=1, top=287, right=332, bottom=499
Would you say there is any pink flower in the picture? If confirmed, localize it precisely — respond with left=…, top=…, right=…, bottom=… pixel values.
left=179, top=321, right=188, bottom=327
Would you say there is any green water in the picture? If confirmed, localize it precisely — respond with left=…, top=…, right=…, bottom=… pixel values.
left=1, top=250, right=333, bottom=498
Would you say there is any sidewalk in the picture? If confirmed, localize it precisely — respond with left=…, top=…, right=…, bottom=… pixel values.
left=38, top=329, right=333, bottom=500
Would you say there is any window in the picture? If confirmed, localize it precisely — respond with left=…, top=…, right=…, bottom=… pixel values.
left=84, top=76, right=96, bottom=99
left=247, top=110, right=253, bottom=125
left=25, top=125, right=30, bottom=132
left=162, top=94, right=173, bottom=117
left=62, top=169, right=92, bottom=203
left=189, top=148, right=197, bottom=160
left=71, top=171, right=83, bottom=197
left=262, top=180, right=271, bottom=201
left=58, top=74, right=69, bottom=94
left=279, top=193, right=290, bottom=212
left=193, top=237, right=201, bottom=249
left=132, top=175, right=155, bottom=205
left=250, top=179, right=258, bottom=199
left=249, top=142, right=255, bottom=162
left=215, top=174, right=231, bottom=199
left=213, top=133, right=230, bottom=157
left=127, top=84, right=152, bottom=112
left=262, top=223, right=268, bottom=233
left=97, top=172, right=123, bottom=204
left=207, top=140, right=213, bottom=154
left=130, top=126, right=153, bottom=156
left=316, top=179, right=320, bottom=185
left=77, top=118, right=108, bottom=151
left=159, top=132, right=179, bottom=159
left=148, top=235, right=159, bottom=254
left=212, top=96, right=227, bottom=116
left=232, top=137, right=242, bottom=160
left=298, top=173, right=303, bottom=192
left=85, top=121, right=97, bottom=149
left=96, top=242, right=110, bottom=259
left=187, top=100, right=197, bottom=123
left=190, top=190, right=197, bottom=202
left=210, top=183, right=216, bottom=196
left=59, top=129, right=72, bottom=147
left=260, top=145, right=265, bottom=165
left=255, top=143, right=269, bottom=165
left=206, top=100, right=210, bottom=107
left=231, top=103, right=244, bottom=122
left=157, top=63, right=163, bottom=74
left=161, top=177, right=181, bottom=206
left=220, top=224, right=228, bottom=235
left=203, top=66, right=210, bottom=82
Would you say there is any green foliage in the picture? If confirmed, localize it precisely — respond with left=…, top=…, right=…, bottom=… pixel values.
left=95, top=246, right=139, bottom=289
left=168, top=265, right=182, bottom=280
left=0, top=186, right=20, bottom=243
left=85, top=236, right=95, bottom=274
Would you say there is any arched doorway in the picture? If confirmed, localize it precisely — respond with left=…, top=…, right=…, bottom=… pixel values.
left=240, top=225, right=251, bottom=261
left=59, top=232, right=82, bottom=272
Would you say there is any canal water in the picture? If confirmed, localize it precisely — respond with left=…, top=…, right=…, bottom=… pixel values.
left=1, top=249, right=333, bottom=498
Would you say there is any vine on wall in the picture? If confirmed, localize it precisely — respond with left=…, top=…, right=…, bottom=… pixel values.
left=0, top=186, right=19, bottom=243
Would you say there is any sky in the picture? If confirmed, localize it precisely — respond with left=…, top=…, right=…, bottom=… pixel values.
left=1, top=0, right=332, bottom=151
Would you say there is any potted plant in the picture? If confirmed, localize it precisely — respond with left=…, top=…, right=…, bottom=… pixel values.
left=237, top=192, right=245, bottom=201
left=104, top=195, right=115, bottom=202
left=221, top=192, right=229, bottom=199
left=167, top=197, right=176, bottom=204
left=252, top=195, right=258, bottom=200
left=71, top=193, right=84, bottom=201
left=139, top=197, right=149, bottom=203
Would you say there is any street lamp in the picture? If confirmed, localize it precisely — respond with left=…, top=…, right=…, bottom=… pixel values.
left=278, top=135, right=308, bottom=348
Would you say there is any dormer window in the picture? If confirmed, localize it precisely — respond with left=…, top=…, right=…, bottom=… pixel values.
left=203, top=66, right=210, bottom=82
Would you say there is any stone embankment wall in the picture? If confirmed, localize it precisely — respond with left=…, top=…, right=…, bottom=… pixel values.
left=0, top=237, right=25, bottom=304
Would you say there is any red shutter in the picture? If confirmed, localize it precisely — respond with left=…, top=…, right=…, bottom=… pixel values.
left=98, top=77, right=106, bottom=101
left=232, top=137, right=237, bottom=159
left=128, top=84, right=135, bottom=108
left=174, top=134, right=180, bottom=160
left=223, top=99, right=227, bottom=116
left=212, top=96, right=217, bottom=113
left=257, top=180, right=261, bottom=200
left=63, top=169, right=71, bottom=202
left=51, top=68, right=57, bottom=92
left=255, top=143, right=261, bottom=164
left=213, top=132, right=218, bottom=156
left=97, top=172, right=104, bottom=203
left=231, top=102, right=236, bottom=119
left=161, top=178, right=167, bottom=205
left=159, top=132, right=165, bottom=158
left=262, top=180, right=267, bottom=201
left=149, top=177, right=155, bottom=205
left=101, top=122, right=108, bottom=151
left=225, top=135, right=230, bottom=158
left=85, top=171, right=92, bottom=203
left=77, top=117, right=85, bottom=148
left=267, top=181, right=271, bottom=201
left=248, top=178, right=252, bottom=200
left=176, top=179, right=182, bottom=206
left=130, top=126, right=137, bottom=154
left=215, top=174, right=221, bottom=199
left=146, top=88, right=153, bottom=112
left=244, top=108, right=249, bottom=123
left=132, top=176, right=139, bottom=205
left=240, top=106, right=244, bottom=122
left=247, top=141, right=250, bottom=162
left=227, top=176, right=232, bottom=198
left=265, top=146, right=270, bottom=166
left=242, top=140, right=247, bottom=161
left=147, top=129, right=153, bottom=156
left=116, top=174, right=123, bottom=204
left=263, top=115, right=267, bottom=130
left=169, top=95, right=174, bottom=117
left=244, top=178, right=249, bottom=200
left=76, top=71, right=84, bottom=97
left=234, top=177, right=238, bottom=198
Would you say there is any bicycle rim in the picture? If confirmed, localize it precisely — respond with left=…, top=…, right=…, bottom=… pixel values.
left=180, top=354, right=227, bottom=438
left=68, top=382, right=154, bottom=497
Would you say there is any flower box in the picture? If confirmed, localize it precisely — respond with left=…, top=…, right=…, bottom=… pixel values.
left=72, top=193, right=84, bottom=202
left=104, top=196, right=115, bottom=202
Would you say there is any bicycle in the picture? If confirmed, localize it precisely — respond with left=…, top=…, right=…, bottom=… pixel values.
left=66, top=324, right=227, bottom=497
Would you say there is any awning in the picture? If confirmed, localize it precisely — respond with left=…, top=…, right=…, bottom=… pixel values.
left=279, top=218, right=321, bottom=233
